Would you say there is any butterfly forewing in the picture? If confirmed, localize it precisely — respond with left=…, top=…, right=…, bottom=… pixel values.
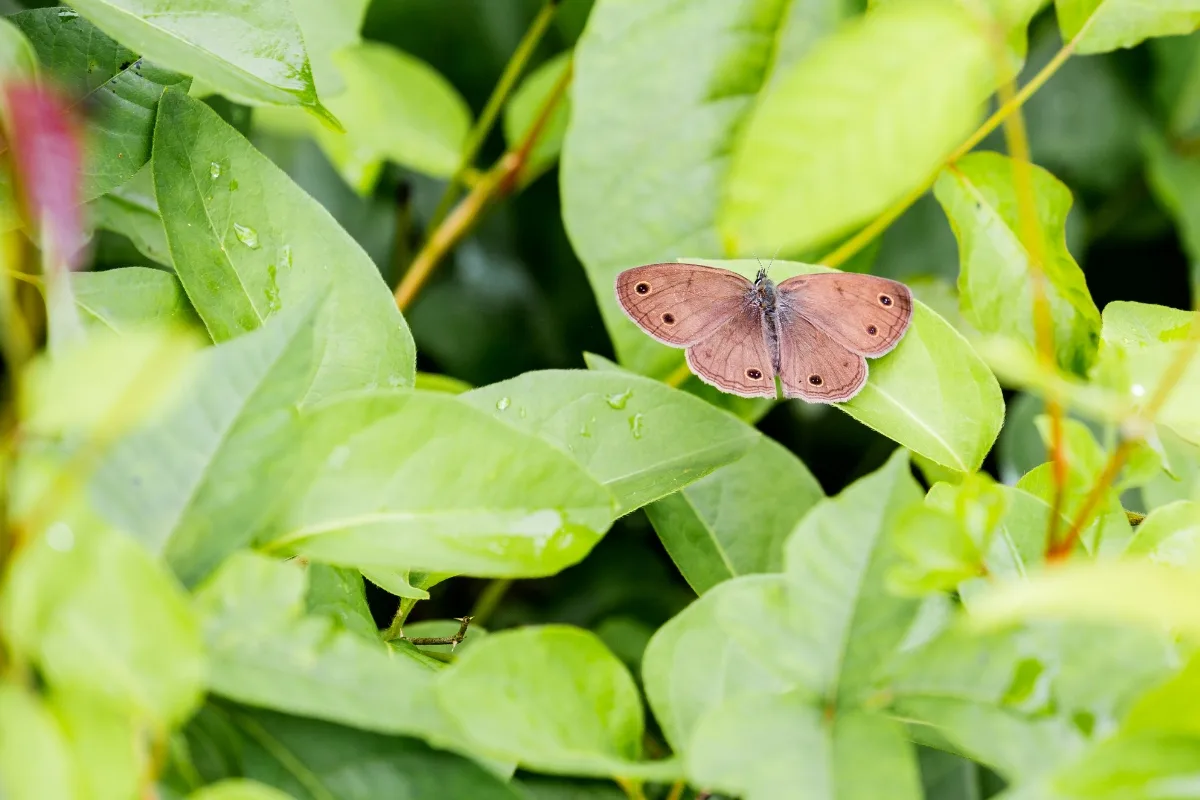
left=777, top=314, right=867, bottom=403
left=685, top=310, right=777, bottom=398
left=615, top=263, right=752, bottom=347
left=776, top=273, right=913, bottom=357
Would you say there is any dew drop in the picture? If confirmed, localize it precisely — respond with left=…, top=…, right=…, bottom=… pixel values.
left=579, top=422, right=592, bottom=438
left=629, top=413, right=644, bottom=439
left=233, top=223, right=260, bottom=249
left=280, top=244, right=294, bottom=269
left=229, top=179, right=239, bottom=191
left=387, top=374, right=404, bottom=388
left=209, top=161, right=222, bottom=179
left=496, top=397, right=511, bottom=411
left=265, top=264, right=281, bottom=313
left=1131, top=384, right=1146, bottom=397
left=57, top=9, right=78, bottom=17
left=605, top=389, right=633, bottom=410
left=518, top=407, right=527, bottom=418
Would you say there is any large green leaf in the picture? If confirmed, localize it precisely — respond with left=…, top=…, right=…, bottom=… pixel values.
left=0, top=523, right=205, bottom=728
left=289, top=0, right=369, bottom=99
left=561, top=0, right=853, bottom=378
left=304, top=563, right=377, bottom=641
left=1056, top=0, right=1200, bottom=55
left=152, top=89, right=415, bottom=399
left=644, top=436, right=824, bottom=594
left=10, top=7, right=192, bottom=200
left=183, top=704, right=523, bottom=799
left=258, top=390, right=616, bottom=578
left=437, top=625, right=679, bottom=781
left=1125, top=500, right=1200, bottom=564
left=68, top=0, right=331, bottom=115
left=642, top=574, right=794, bottom=752
left=721, top=1, right=994, bottom=256
left=72, top=267, right=202, bottom=334
left=91, top=302, right=322, bottom=585
left=193, top=552, right=462, bottom=744
left=934, top=152, right=1101, bottom=375
left=688, top=696, right=922, bottom=800
left=705, top=260, right=1004, bottom=472
left=0, top=684, right=75, bottom=800
left=49, top=691, right=142, bottom=800
left=460, top=370, right=759, bottom=514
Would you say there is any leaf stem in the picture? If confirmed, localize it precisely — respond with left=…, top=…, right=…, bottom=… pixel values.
left=400, top=615, right=474, bottom=647
left=425, top=0, right=561, bottom=233
left=820, top=22, right=1086, bottom=269
left=665, top=781, right=686, bottom=800
left=615, top=777, right=648, bottom=800
left=664, top=361, right=692, bottom=388
left=394, top=59, right=573, bottom=311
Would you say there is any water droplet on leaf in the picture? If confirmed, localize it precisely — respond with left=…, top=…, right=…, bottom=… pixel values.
left=280, top=244, right=293, bottom=269
left=629, top=413, right=644, bottom=439
left=229, top=179, right=239, bottom=191
left=233, top=223, right=259, bottom=249
left=209, top=162, right=221, bottom=179
left=606, top=389, right=633, bottom=410
left=496, top=397, right=510, bottom=411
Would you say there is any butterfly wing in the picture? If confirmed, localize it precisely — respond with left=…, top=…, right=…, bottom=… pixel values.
left=776, top=272, right=913, bottom=357
left=777, top=313, right=867, bottom=403
left=615, top=263, right=752, bottom=347
left=685, top=308, right=777, bottom=398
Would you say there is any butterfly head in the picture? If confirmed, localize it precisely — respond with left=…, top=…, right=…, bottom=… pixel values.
left=754, top=246, right=782, bottom=287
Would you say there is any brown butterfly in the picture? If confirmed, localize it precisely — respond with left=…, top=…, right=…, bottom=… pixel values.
left=614, top=263, right=913, bottom=403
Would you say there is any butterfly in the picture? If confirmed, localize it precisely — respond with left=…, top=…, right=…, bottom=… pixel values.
left=614, top=263, right=913, bottom=403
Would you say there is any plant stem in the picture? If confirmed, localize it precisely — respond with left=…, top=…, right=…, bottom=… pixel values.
left=664, top=361, right=692, bottom=388
left=820, top=22, right=1087, bottom=269
left=394, top=60, right=573, bottom=311
left=425, top=0, right=561, bottom=233
left=615, top=777, right=647, bottom=800
left=1048, top=312, right=1200, bottom=559
left=665, top=781, right=686, bottom=800
left=470, top=577, right=513, bottom=626
left=403, top=616, right=474, bottom=647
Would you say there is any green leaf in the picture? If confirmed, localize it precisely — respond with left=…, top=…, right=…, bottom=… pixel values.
left=289, top=0, right=369, bottom=99
left=772, top=448, right=924, bottom=700
left=644, top=436, right=824, bottom=594
left=505, top=51, right=572, bottom=184
left=193, top=552, right=468, bottom=746
left=1152, top=32, right=1200, bottom=140
left=693, top=260, right=1005, bottom=472
left=721, top=1, right=993, bottom=255
left=152, top=89, right=415, bottom=399
left=72, top=267, right=202, bottom=333
left=361, top=568, right=432, bottom=601
left=689, top=696, right=922, bottom=800
left=642, top=574, right=795, bottom=752
left=1125, top=500, right=1200, bottom=564
left=10, top=7, right=191, bottom=200
left=0, top=684, right=76, bottom=800
left=187, top=704, right=523, bottom=799
left=562, top=0, right=852, bottom=378
left=91, top=302, right=322, bottom=584
left=1143, top=129, right=1200, bottom=294
left=437, top=625, right=679, bottom=780
left=934, top=151, right=1101, bottom=375
left=20, top=324, right=202, bottom=439
left=188, top=779, right=293, bottom=800
left=49, top=691, right=142, bottom=800
left=1056, top=0, right=1200, bottom=55
left=1040, top=732, right=1200, bottom=799
left=461, top=370, right=759, bottom=514
left=91, top=164, right=173, bottom=267
left=304, top=563, right=377, bottom=641
left=1, top=523, right=206, bottom=727
left=888, top=504, right=985, bottom=595
left=969, top=559, right=1200, bottom=636
left=68, top=0, right=332, bottom=115
left=919, top=748, right=985, bottom=800
left=1094, top=300, right=1200, bottom=444
left=259, top=390, right=615, bottom=578
left=415, top=371, right=473, bottom=394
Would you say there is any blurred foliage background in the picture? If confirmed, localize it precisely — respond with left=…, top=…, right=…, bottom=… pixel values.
left=7, top=0, right=1196, bottom=726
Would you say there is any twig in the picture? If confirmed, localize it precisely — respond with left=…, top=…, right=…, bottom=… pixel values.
left=394, top=60, right=573, bottom=311
left=665, top=781, right=686, bottom=800
left=425, top=0, right=562, bottom=233
left=820, top=19, right=1090, bottom=269
left=400, top=615, right=474, bottom=648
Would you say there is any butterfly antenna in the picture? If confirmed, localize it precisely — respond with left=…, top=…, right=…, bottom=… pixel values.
left=765, top=245, right=781, bottom=274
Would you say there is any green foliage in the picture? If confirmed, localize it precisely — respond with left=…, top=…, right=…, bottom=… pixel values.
left=1, top=1, right=1200, bottom=799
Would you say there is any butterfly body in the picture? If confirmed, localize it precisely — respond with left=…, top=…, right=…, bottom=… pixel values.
left=615, top=263, right=913, bottom=403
